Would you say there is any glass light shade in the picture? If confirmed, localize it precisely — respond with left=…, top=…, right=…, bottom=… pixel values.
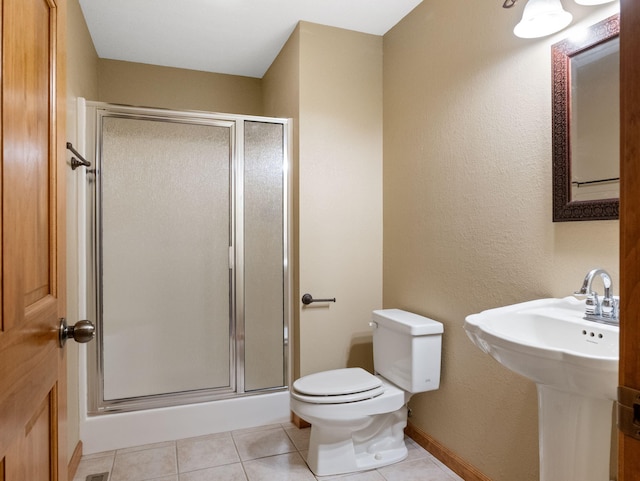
left=514, top=0, right=573, bottom=38
left=574, top=0, right=615, bottom=4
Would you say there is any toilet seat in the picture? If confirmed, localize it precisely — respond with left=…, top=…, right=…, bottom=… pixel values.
left=292, top=368, right=384, bottom=404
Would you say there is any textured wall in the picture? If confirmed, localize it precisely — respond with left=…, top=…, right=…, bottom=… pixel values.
left=265, top=22, right=384, bottom=379
left=97, top=59, right=263, bottom=115
left=66, top=0, right=99, bottom=458
left=297, top=23, right=383, bottom=377
left=383, top=1, right=620, bottom=480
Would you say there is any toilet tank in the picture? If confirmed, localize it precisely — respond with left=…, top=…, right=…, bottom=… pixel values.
left=371, top=309, right=443, bottom=393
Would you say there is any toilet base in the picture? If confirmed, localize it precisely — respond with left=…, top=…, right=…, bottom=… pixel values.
left=306, top=406, right=408, bottom=476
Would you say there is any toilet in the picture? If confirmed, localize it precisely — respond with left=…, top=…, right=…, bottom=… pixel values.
left=290, top=309, right=443, bottom=476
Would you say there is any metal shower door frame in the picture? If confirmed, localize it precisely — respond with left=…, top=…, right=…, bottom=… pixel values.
left=83, top=102, right=291, bottom=414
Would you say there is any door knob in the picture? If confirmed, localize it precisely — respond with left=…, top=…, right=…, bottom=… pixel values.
left=59, top=318, right=95, bottom=347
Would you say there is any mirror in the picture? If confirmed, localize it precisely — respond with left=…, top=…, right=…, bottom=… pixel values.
left=552, top=14, right=620, bottom=222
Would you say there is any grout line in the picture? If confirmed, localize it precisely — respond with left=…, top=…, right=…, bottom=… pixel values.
left=174, top=441, right=180, bottom=477
left=108, top=454, right=115, bottom=481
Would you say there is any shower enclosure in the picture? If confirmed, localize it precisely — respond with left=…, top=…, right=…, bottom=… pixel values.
left=80, top=101, right=291, bottom=422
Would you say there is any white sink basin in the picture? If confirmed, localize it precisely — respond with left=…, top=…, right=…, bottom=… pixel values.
left=464, top=296, right=618, bottom=399
left=464, top=296, right=619, bottom=481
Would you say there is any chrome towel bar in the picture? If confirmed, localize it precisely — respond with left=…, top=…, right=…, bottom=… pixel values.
left=302, top=293, right=336, bottom=305
left=67, top=142, right=91, bottom=170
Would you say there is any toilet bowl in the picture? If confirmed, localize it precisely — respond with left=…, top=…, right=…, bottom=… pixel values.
left=290, top=309, right=443, bottom=476
left=291, top=369, right=409, bottom=475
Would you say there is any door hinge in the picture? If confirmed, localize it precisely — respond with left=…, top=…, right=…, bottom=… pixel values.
left=617, top=385, right=640, bottom=440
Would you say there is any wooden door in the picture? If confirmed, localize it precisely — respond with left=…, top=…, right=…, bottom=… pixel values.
left=0, top=0, right=67, bottom=480
left=620, top=0, right=640, bottom=479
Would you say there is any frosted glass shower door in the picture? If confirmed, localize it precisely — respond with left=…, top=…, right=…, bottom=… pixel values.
left=99, top=115, right=233, bottom=401
left=244, top=121, right=286, bottom=391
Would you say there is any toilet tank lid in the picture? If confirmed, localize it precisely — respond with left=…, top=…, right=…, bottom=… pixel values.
left=372, top=309, right=443, bottom=335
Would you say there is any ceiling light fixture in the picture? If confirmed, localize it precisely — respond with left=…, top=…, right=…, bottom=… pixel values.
left=511, top=0, right=573, bottom=38
left=503, top=0, right=618, bottom=38
left=574, top=0, right=616, bottom=4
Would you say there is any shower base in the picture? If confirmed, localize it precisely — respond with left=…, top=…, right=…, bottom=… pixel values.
left=80, top=390, right=290, bottom=454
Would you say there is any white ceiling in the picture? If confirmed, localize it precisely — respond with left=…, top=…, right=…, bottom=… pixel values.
left=79, top=0, right=423, bottom=79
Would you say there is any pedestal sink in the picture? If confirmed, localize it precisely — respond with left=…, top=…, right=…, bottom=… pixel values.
left=464, top=296, right=618, bottom=481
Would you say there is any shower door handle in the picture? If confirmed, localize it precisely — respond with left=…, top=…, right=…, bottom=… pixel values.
left=59, top=318, right=96, bottom=347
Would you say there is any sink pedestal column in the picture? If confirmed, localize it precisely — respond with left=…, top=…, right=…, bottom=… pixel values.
left=537, top=385, right=614, bottom=481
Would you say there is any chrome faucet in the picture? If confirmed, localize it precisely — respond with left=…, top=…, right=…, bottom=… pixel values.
left=574, top=268, right=619, bottom=325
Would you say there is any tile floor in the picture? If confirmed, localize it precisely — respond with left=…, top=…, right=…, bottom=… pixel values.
left=73, top=423, right=464, bottom=481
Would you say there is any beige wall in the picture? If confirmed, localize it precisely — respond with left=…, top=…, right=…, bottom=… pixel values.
left=66, top=0, right=99, bottom=457
left=97, top=59, right=263, bottom=115
left=296, top=23, right=383, bottom=376
left=262, top=26, right=300, bottom=120
left=265, top=22, right=383, bottom=379
left=383, top=2, right=620, bottom=481
left=263, top=26, right=301, bottom=378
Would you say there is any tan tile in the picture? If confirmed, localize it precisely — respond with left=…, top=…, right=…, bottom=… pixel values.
left=232, top=423, right=284, bottom=436
left=284, top=426, right=311, bottom=451
left=81, top=450, right=117, bottom=460
left=315, top=469, right=386, bottom=480
left=73, top=455, right=114, bottom=481
left=243, top=452, right=316, bottom=481
left=377, top=458, right=454, bottom=481
left=280, top=422, right=299, bottom=430
left=118, top=441, right=176, bottom=455
left=111, top=445, right=177, bottom=481
left=446, top=472, right=465, bottom=481
left=233, top=427, right=296, bottom=461
left=178, top=431, right=231, bottom=443
left=178, top=463, right=247, bottom=480
left=404, top=441, right=431, bottom=462
left=177, top=433, right=240, bottom=473
left=430, top=458, right=464, bottom=480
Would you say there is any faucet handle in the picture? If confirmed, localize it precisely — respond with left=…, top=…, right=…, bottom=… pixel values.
left=585, top=293, right=600, bottom=316
left=601, top=296, right=619, bottom=320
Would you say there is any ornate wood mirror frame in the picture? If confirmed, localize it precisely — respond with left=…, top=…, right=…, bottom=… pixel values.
left=552, top=14, right=620, bottom=222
